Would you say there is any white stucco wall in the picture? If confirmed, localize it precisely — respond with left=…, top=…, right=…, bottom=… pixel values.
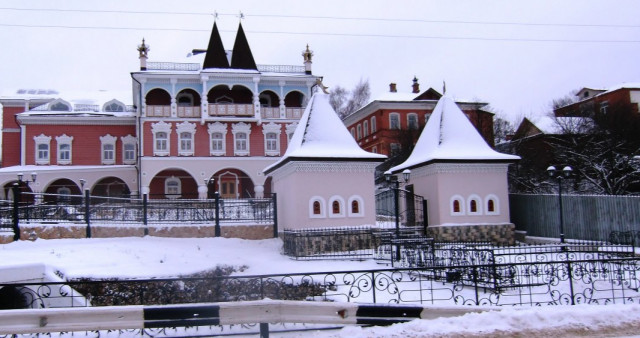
left=270, top=161, right=379, bottom=230
left=409, top=162, right=512, bottom=226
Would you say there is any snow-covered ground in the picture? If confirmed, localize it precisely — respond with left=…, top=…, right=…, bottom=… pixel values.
left=1, top=236, right=640, bottom=337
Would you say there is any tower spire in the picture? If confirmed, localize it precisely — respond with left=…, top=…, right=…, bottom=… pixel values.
left=203, top=21, right=230, bottom=69
left=230, top=22, right=257, bottom=70
left=137, top=38, right=149, bottom=71
left=302, top=44, right=313, bottom=75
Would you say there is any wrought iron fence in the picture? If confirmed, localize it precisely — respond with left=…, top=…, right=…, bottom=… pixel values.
left=2, top=255, right=639, bottom=310
left=2, top=191, right=276, bottom=240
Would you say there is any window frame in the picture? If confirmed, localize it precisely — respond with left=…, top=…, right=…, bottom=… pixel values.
left=328, top=195, right=346, bottom=218
left=485, top=194, right=500, bottom=215
left=100, top=134, right=117, bottom=165
left=309, top=196, right=326, bottom=218
left=151, top=121, right=172, bottom=156
left=389, top=113, right=400, bottom=130
left=262, top=122, right=281, bottom=156
left=34, top=134, right=51, bottom=165
left=347, top=195, right=364, bottom=217
left=407, top=113, right=419, bottom=130
left=55, top=134, right=73, bottom=165
left=165, top=176, right=181, bottom=199
left=450, top=195, right=465, bottom=216
left=208, top=122, right=227, bottom=156
left=121, top=135, right=137, bottom=165
left=232, top=122, right=251, bottom=156
left=467, top=194, right=482, bottom=215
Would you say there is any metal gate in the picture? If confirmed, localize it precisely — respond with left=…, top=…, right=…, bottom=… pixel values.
left=375, top=188, right=426, bottom=228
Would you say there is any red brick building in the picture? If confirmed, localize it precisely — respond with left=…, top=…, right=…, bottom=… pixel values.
left=342, top=79, right=494, bottom=161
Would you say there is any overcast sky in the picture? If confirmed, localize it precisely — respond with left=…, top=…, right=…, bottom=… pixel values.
left=0, top=0, right=638, bottom=122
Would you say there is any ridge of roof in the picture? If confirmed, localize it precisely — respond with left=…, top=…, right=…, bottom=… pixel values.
left=203, top=21, right=230, bottom=69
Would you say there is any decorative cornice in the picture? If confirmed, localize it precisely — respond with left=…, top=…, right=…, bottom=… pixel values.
left=409, top=162, right=510, bottom=179
left=268, top=160, right=378, bottom=180
left=18, top=116, right=136, bottom=126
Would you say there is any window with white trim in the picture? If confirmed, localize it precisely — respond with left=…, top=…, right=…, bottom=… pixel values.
left=49, top=99, right=71, bottom=111
left=450, top=195, right=465, bottom=216
left=208, top=122, right=227, bottom=156
left=34, top=134, right=51, bottom=165
left=425, top=113, right=431, bottom=124
left=309, top=196, right=326, bottom=218
left=371, top=116, right=376, bottom=133
left=121, top=135, right=136, bottom=165
left=285, top=122, right=297, bottom=146
left=176, top=121, right=196, bottom=156
left=348, top=195, right=364, bottom=217
left=55, top=134, right=73, bottom=165
left=408, top=113, right=418, bottom=130
left=363, top=120, right=369, bottom=137
left=389, top=113, right=400, bottom=130
left=262, top=122, right=281, bottom=156
left=165, top=176, right=181, bottom=199
left=467, top=194, right=482, bottom=215
left=151, top=121, right=171, bottom=156
left=390, top=143, right=401, bottom=156
left=356, top=124, right=362, bottom=140
left=485, top=194, right=500, bottom=215
left=329, top=195, right=345, bottom=218
left=100, top=134, right=117, bottom=165
left=232, top=122, right=251, bottom=156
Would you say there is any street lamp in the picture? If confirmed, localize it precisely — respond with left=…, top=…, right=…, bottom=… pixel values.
left=79, top=179, right=86, bottom=191
left=17, top=172, right=37, bottom=187
left=547, top=165, right=573, bottom=244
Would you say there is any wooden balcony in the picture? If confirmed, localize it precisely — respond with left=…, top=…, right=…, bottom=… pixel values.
left=208, top=104, right=253, bottom=117
left=146, top=105, right=171, bottom=117
left=177, top=106, right=201, bottom=118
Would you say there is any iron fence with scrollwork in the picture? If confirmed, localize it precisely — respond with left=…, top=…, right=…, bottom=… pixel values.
left=2, top=254, right=639, bottom=311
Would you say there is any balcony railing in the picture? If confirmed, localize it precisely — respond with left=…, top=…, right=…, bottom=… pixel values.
left=146, top=105, right=171, bottom=117
left=177, top=106, right=201, bottom=118
left=208, top=103, right=253, bottom=117
left=286, top=108, right=304, bottom=119
left=144, top=105, right=305, bottom=119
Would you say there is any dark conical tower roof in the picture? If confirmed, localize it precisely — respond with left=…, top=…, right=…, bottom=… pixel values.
left=230, top=23, right=257, bottom=70
left=203, top=21, right=229, bottom=69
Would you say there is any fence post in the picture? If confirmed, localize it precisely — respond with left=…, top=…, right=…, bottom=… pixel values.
left=272, top=193, right=278, bottom=238
left=12, top=183, right=21, bottom=241
left=143, top=194, right=149, bottom=236
left=259, top=322, right=270, bottom=338
left=422, top=199, right=428, bottom=232
left=214, top=192, right=221, bottom=237
left=84, top=189, right=91, bottom=238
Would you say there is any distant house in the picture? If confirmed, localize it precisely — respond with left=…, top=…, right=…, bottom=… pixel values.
left=555, top=84, right=640, bottom=117
left=341, top=78, right=494, bottom=165
left=0, top=22, right=319, bottom=201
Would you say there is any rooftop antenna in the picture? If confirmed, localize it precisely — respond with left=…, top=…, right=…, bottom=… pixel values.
left=213, top=11, right=218, bottom=20
left=238, top=11, right=245, bottom=20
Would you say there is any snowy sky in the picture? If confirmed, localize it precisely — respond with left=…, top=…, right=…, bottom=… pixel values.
left=0, top=0, right=639, bottom=121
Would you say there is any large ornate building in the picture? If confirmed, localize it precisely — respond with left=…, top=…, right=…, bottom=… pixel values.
left=0, top=22, right=320, bottom=200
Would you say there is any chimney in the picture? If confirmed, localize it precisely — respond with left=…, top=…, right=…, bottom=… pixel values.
left=389, top=83, right=397, bottom=93
left=302, top=44, right=313, bottom=75
left=412, top=76, right=420, bottom=94
left=137, top=38, right=149, bottom=71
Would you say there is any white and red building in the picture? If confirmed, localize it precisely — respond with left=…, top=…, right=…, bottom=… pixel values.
left=0, top=22, right=320, bottom=201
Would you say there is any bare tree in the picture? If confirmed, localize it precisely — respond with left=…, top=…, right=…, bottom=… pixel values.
left=493, top=116, right=515, bottom=145
left=329, top=79, right=371, bottom=118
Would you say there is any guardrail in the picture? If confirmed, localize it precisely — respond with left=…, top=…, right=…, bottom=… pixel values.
left=0, top=300, right=491, bottom=336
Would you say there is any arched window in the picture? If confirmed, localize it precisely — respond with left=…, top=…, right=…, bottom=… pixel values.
left=468, top=195, right=482, bottom=215
left=348, top=195, right=364, bottom=217
left=309, top=196, right=326, bottom=218
left=389, top=113, right=400, bottom=130
left=356, top=125, right=362, bottom=140
left=332, top=200, right=340, bottom=214
left=450, top=195, right=465, bottom=215
left=370, top=117, right=376, bottom=133
left=329, top=196, right=345, bottom=218
left=351, top=200, right=359, bottom=214
left=363, top=120, right=369, bottom=137
left=485, top=194, right=500, bottom=215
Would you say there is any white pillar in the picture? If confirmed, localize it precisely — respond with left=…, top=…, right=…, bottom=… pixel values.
left=254, top=185, right=264, bottom=199
left=198, top=184, right=208, bottom=200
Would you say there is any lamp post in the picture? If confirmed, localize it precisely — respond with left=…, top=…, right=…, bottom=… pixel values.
left=547, top=165, right=573, bottom=244
left=17, top=172, right=37, bottom=187
left=384, top=169, right=411, bottom=239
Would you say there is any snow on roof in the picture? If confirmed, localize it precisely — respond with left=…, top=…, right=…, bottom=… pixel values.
left=390, top=95, right=519, bottom=172
left=601, top=82, right=640, bottom=94
left=531, top=116, right=592, bottom=134
left=373, top=91, right=419, bottom=102
left=264, top=90, right=386, bottom=173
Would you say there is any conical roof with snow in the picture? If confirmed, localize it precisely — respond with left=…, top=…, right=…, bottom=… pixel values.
left=264, top=91, right=386, bottom=174
left=390, top=95, right=519, bottom=172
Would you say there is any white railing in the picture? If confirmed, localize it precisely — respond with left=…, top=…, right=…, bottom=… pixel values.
left=261, top=107, right=280, bottom=119
left=177, top=106, right=201, bottom=118
left=208, top=103, right=253, bottom=117
left=286, top=107, right=304, bottom=119
left=146, top=62, right=201, bottom=71
left=257, top=64, right=305, bottom=73
left=145, top=105, right=171, bottom=117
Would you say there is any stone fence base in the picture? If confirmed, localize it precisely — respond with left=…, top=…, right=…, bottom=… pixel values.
left=426, top=223, right=515, bottom=246
left=0, top=223, right=274, bottom=244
